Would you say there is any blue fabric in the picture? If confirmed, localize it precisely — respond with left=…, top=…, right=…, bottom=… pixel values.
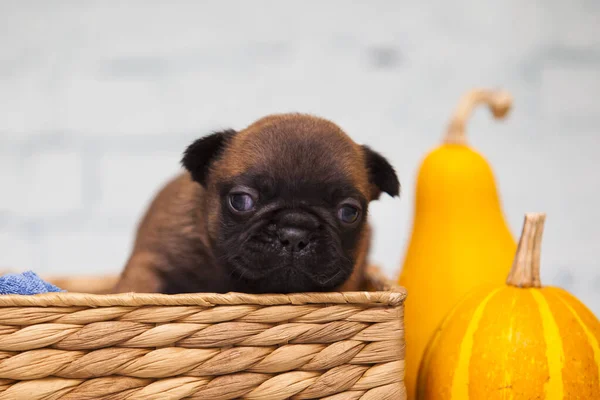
left=0, top=271, right=64, bottom=295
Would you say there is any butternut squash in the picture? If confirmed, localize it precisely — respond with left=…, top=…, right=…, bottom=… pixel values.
left=398, top=89, right=517, bottom=398
left=417, top=213, right=600, bottom=399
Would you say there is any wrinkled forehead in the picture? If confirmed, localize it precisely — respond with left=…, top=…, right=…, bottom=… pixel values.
left=215, top=118, right=370, bottom=196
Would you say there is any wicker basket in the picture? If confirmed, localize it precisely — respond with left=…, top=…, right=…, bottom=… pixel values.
left=0, top=266, right=406, bottom=400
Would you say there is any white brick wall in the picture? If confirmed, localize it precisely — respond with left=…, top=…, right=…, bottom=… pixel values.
left=0, top=152, right=21, bottom=213
left=19, top=150, right=84, bottom=217
left=541, top=65, right=600, bottom=117
left=41, top=231, right=133, bottom=276
left=0, top=0, right=599, bottom=314
left=98, top=152, right=182, bottom=214
left=0, top=232, right=39, bottom=272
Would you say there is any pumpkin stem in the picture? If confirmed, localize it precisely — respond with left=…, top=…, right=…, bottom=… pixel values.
left=506, top=212, right=546, bottom=288
left=443, top=89, right=513, bottom=145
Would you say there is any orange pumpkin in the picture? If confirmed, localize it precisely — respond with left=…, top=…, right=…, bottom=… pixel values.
left=417, top=213, right=600, bottom=399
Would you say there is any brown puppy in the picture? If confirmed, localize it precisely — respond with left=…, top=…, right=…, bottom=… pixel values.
left=114, top=113, right=399, bottom=294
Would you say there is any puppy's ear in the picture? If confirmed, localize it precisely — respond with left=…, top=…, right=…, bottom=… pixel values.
left=182, top=129, right=236, bottom=186
left=362, top=146, right=400, bottom=199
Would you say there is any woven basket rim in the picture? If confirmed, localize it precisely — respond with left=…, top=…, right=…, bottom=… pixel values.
left=0, top=266, right=406, bottom=307
left=0, top=289, right=406, bottom=307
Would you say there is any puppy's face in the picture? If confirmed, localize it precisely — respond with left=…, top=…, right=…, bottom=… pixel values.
left=183, top=114, right=399, bottom=293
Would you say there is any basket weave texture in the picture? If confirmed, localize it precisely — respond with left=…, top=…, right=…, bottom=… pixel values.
left=0, top=266, right=406, bottom=400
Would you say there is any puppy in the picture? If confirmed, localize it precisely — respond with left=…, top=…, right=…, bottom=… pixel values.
left=114, top=113, right=399, bottom=294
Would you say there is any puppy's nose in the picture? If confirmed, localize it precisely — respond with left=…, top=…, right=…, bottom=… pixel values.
left=278, top=227, right=310, bottom=251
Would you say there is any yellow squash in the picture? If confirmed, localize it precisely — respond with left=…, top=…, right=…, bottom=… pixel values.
left=398, top=89, right=517, bottom=398
left=417, top=213, right=600, bottom=399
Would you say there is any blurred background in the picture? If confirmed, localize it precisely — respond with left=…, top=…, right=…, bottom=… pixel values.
left=0, top=1, right=598, bottom=313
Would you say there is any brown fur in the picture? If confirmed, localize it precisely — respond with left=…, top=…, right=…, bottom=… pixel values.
left=114, top=113, right=398, bottom=294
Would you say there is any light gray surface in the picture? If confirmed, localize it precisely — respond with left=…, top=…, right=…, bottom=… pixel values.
left=0, top=1, right=599, bottom=314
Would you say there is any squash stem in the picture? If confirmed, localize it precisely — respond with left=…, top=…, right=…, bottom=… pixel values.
left=506, top=213, right=546, bottom=288
left=443, top=89, right=513, bottom=145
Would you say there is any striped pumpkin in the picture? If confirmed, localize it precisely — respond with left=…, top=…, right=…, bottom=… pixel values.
left=417, top=213, right=600, bottom=399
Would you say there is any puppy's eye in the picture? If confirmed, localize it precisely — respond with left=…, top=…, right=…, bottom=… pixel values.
left=229, top=193, right=255, bottom=213
left=337, top=205, right=360, bottom=224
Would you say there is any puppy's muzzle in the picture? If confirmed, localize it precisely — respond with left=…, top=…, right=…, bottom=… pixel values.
left=278, top=227, right=310, bottom=251
left=274, top=210, right=320, bottom=252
